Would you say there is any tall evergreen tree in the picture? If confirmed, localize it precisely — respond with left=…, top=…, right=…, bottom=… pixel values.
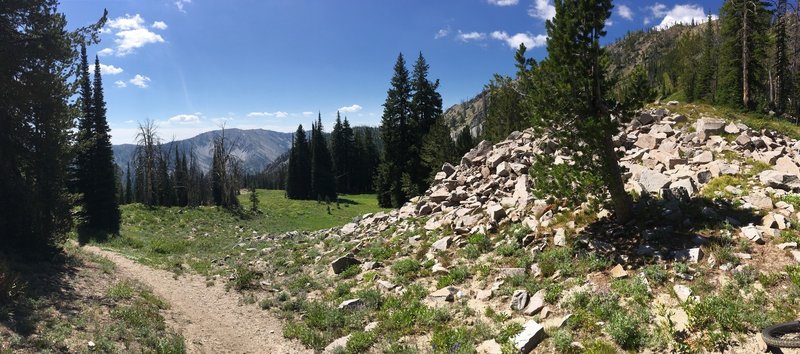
left=311, top=114, right=336, bottom=201
left=717, top=0, right=771, bottom=110
left=696, top=17, right=718, bottom=102
left=420, top=116, right=457, bottom=183
left=1, top=3, right=105, bottom=252
left=527, top=0, right=642, bottom=224
left=408, top=52, right=444, bottom=195
left=773, top=0, right=790, bottom=113
left=125, top=162, right=133, bottom=204
left=330, top=111, right=352, bottom=193
left=485, top=44, right=536, bottom=142
left=454, top=127, right=475, bottom=157
left=376, top=54, right=412, bottom=207
left=74, top=43, right=94, bottom=220
left=89, top=55, right=121, bottom=234
left=286, top=125, right=312, bottom=199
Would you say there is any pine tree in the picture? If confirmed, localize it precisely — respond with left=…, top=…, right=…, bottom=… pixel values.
left=310, top=114, right=336, bottom=201
left=1, top=3, right=106, bottom=252
left=408, top=52, right=444, bottom=195
left=773, top=0, right=790, bottom=113
left=341, top=117, right=356, bottom=193
left=454, top=127, right=475, bottom=157
left=527, top=0, right=638, bottom=224
left=74, top=43, right=94, bottom=222
left=376, top=54, right=412, bottom=207
left=286, top=125, right=312, bottom=199
left=485, top=44, right=535, bottom=142
left=420, top=116, right=457, bottom=183
left=330, top=111, right=349, bottom=193
left=89, top=55, right=121, bottom=234
left=174, top=146, right=189, bottom=206
left=125, top=163, right=133, bottom=204
left=695, top=17, right=718, bottom=102
left=718, top=0, right=772, bottom=110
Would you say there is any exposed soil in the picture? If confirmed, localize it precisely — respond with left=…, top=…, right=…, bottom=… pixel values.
left=82, top=245, right=311, bottom=354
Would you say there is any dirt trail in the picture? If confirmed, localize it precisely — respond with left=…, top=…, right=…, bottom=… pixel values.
left=83, top=245, right=311, bottom=354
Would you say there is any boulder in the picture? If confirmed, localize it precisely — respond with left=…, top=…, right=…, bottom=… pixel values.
left=338, top=298, right=365, bottom=311
left=430, top=286, right=459, bottom=302
left=743, top=193, right=774, bottom=211
left=691, top=151, right=714, bottom=164
left=673, top=248, right=703, bottom=264
left=637, top=113, right=655, bottom=125
left=673, top=284, right=693, bottom=303
left=759, top=170, right=800, bottom=191
left=511, top=290, right=529, bottom=311
left=442, top=162, right=456, bottom=177
left=696, top=118, right=726, bottom=134
left=513, top=320, right=546, bottom=353
left=553, top=228, right=566, bottom=247
left=487, top=204, right=506, bottom=222
left=635, top=134, right=658, bottom=150
left=724, top=123, right=741, bottom=134
left=638, top=168, right=671, bottom=194
left=431, top=236, right=451, bottom=251
left=323, top=335, right=351, bottom=354
left=741, top=225, right=765, bottom=244
left=610, top=264, right=628, bottom=278
left=331, top=256, right=361, bottom=274
left=775, top=157, right=800, bottom=175
left=523, top=289, right=546, bottom=316
left=477, top=339, right=502, bottom=354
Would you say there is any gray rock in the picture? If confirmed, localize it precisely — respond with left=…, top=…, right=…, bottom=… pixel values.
left=431, top=236, right=451, bottom=251
left=635, top=134, right=658, bottom=150
left=513, top=320, right=546, bottom=353
left=523, top=289, right=546, bottom=315
left=639, top=168, right=671, bottom=193
left=331, top=256, right=361, bottom=274
left=673, top=248, right=703, bottom=263
left=553, top=228, right=566, bottom=246
left=741, top=225, right=765, bottom=244
left=759, top=170, right=800, bottom=191
left=429, top=188, right=450, bottom=203
left=691, top=151, right=714, bottom=164
left=338, top=298, right=365, bottom=311
left=487, top=204, right=506, bottom=222
left=724, top=123, right=741, bottom=134
left=497, top=267, right=526, bottom=279
left=696, top=118, right=726, bottom=135
left=377, top=280, right=396, bottom=291
left=511, top=290, right=529, bottom=311
left=323, top=335, right=351, bottom=354
left=430, top=286, right=459, bottom=302
left=432, top=263, right=449, bottom=275
left=743, top=193, right=774, bottom=210
left=775, top=157, right=800, bottom=175
left=673, top=284, right=693, bottom=303
left=638, top=113, right=655, bottom=125
left=442, top=162, right=456, bottom=177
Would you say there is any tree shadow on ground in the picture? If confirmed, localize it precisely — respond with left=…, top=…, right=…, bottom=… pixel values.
left=574, top=192, right=764, bottom=268
left=336, top=197, right=362, bottom=206
left=0, top=249, right=82, bottom=338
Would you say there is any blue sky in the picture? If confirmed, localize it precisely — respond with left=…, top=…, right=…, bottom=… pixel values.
left=60, top=0, right=724, bottom=144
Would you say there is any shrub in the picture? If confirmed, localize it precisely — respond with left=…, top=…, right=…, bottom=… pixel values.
left=346, top=331, right=376, bottom=353
left=607, top=309, right=648, bottom=349
left=643, top=264, right=668, bottom=285
left=339, top=265, right=361, bottom=279
left=392, top=259, right=421, bottom=278
left=431, top=327, right=474, bottom=354
left=227, top=264, right=258, bottom=291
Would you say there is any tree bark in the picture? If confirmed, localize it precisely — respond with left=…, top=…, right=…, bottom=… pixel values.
left=742, top=1, right=750, bottom=109
left=601, top=134, right=632, bottom=224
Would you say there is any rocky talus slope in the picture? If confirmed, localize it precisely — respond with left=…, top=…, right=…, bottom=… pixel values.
left=227, top=103, right=800, bottom=353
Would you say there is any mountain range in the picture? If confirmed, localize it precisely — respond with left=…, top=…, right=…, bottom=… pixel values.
left=112, top=128, right=293, bottom=173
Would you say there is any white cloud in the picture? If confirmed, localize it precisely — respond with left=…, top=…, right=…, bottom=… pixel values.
left=151, top=21, right=168, bottom=30
left=115, top=28, right=165, bottom=56
left=175, top=0, right=191, bottom=12
left=434, top=28, right=450, bottom=39
left=89, top=63, right=124, bottom=75
left=491, top=31, right=547, bottom=49
left=168, top=114, right=200, bottom=123
left=129, top=74, right=151, bottom=88
left=488, top=0, right=519, bottom=6
left=103, top=14, right=166, bottom=56
left=247, top=111, right=289, bottom=118
left=456, top=31, right=486, bottom=42
left=529, top=0, right=556, bottom=21
left=654, top=4, right=715, bottom=30
left=606, top=19, right=614, bottom=26
left=97, top=48, right=114, bottom=56
left=617, top=5, right=633, bottom=20
left=302, top=111, right=314, bottom=116
left=114, top=80, right=127, bottom=88
left=107, top=14, right=145, bottom=31
left=649, top=3, right=668, bottom=17
left=339, top=104, right=363, bottom=113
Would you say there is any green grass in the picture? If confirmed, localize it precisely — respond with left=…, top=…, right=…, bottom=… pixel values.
left=99, top=191, right=387, bottom=275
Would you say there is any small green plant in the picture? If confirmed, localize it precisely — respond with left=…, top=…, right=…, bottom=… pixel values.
left=673, top=262, right=689, bottom=274
left=607, top=308, right=648, bottom=350
left=495, top=243, right=519, bottom=257
left=467, top=233, right=492, bottom=253
left=259, top=298, right=274, bottom=310
left=436, top=266, right=470, bottom=288
left=611, top=278, right=650, bottom=305
left=392, top=259, right=421, bottom=278
left=733, top=266, right=758, bottom=287
left=339, top=264, right=361, bottom=279
left=107, top=280, right=135, bottom=300
left=227, top=264, right=259, bottom=291
left=346, top=331, right=376, bottom=353
left=552, top=329, right=576, bottom=353
left=430, top=327, right=474, bottom=354
left=643, top=264, right=668, bottom=285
